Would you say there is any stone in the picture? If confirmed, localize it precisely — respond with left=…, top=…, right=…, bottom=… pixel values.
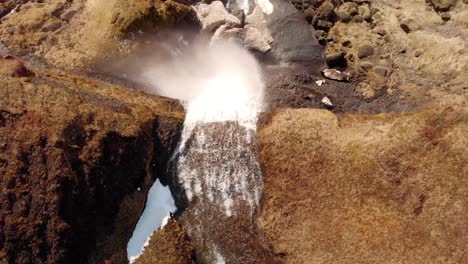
left=374, top=66, right=388, bottom=76
left=400, top=18, right=420, bottom=33
left=321, top=96, right=333, bottom=107
left=352, top=15, right=364, bottom=23
left=246, top=0, right=324, bottom=62
left=243, top=26, right=272, bottom=53
left=358, top=4, right=372, bottom=21
left=60, top=10, right=77, bottom=21
left=414, top=49, right=424, bottom=57
left=342, top=39, right=352, bottom=47
left=303, top=7, right=315, bottom=23
left=322, top=68, right=351, bottom=81
left=326, top=51, right=347, bottom=67
left=317, top=1, right=334, bottom=19
left=357, top=44, right=375, bottom=58
left=360, top=61, right=373, bottom=71
left=193, top=1, right=241, bottom=32
left=375, top=28, right=387, bottom=36
left=317, top=19, right=333, bottom=30
left=334, top=10, right=351, bottom=22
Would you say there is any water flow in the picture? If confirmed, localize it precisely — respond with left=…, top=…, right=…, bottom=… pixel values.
left=127, top=41, right=270, bottom=263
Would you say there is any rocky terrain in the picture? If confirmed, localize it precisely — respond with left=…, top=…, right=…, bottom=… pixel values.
left=1, top=0, right=467, bottom=264
left=0, top=57, right=184, bottom=263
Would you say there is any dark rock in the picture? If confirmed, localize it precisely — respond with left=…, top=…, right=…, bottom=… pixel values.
left=317, top=19, right=333, bottom=30
left=326, top=51, right=347, bottom=68
left=440, top=12, right=451, bottom=21
left=246, top=0, right=324, bottom=63
left=304, top=7, right=316, bottom=23
left=357, top=44, right=375, bottom=58
left=400, top=18, right=420, bottom=33
left=60, top=10, right=77, bottom=21
left=342, top=39, right=352, bottom=47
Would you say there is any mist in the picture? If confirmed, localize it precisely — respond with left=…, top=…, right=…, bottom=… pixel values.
left=112, top=34, right=265, bottom=125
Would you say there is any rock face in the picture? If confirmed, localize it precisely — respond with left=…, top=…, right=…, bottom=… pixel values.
left=246, top=0, right=324, bottom=62
left=0, top=0, right=195, bottom=70
left=0, top=58, right=184, bottom=264
left=259, top=104, right=468, bottom=263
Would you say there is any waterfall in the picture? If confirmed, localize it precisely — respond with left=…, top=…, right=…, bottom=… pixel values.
left=127, top=41, right=272, bottom=263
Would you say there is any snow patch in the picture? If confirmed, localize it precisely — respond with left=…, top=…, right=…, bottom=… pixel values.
left=127, top=179, right=176, bottom=263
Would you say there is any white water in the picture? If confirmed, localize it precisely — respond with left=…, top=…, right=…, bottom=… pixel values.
left=126, top=27, right=265, bottom=264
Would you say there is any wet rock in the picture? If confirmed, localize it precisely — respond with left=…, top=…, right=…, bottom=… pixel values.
left=400, top=18, right=420, bottom=33
left=322, top=68, right=351, bottom=81
left=194, top=1, right=241, bottom=32
left=357, top=44, right=375, bottom=58
left=326, top=51, right=347, bottom=68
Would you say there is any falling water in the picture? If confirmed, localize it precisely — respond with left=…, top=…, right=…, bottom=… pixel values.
left=127, top=40, right=274, bottom=263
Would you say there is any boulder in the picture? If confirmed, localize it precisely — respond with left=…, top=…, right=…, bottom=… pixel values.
left=193, top=1, right=241, bottom=32
left=246, top=0, right=324, bottom=62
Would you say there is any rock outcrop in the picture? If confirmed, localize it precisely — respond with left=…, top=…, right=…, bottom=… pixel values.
left=0, top=57, right=184, bottom=264
left=259, top=104, right=468, bottom=263
left=0, top=0, right=195, bottom=70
